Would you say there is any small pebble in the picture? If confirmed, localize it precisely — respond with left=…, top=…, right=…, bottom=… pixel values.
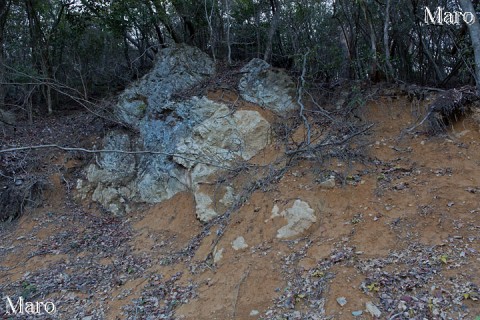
left=250, top=310, right=259, bottom=316
left=336, top=297, right=347, bottom=307
left=352, top=310, right=363, bottom=316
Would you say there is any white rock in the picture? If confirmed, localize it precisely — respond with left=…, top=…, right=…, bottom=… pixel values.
left=233, top=110, right=271, bottom=160
left=219, top=186, right=235, bottom=207
left=213, top=247, right=224, bottom=264
left=270, top=204, right=280, bottom=218
left=365, top=301, right=382, bottom=318
left=276, top=200, right=316, bottom=239
left=336, top=296, right=347, bottom=306
left=232, top=236, right=248, bottom=250
left=175, top=107, right=270, bottom=168
left=176, top=107, right=270, bottom=222
left=249, top=310, right=259, bottom=316
left=194, top=192, right=217, bottom=222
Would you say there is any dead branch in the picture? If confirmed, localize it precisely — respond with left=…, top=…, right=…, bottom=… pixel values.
left=0, top=144, right=235, bottom=171
left=1, top=63, right=127, bottom=128
left=407, top=86, right=479, bottom=133
left=232, top=267, right=250, bottom=318
left=285, top=123, right=374, bottom=155
left=304, top=89, right=335, bottom=122
left=297, top=49, right=311, bottom=146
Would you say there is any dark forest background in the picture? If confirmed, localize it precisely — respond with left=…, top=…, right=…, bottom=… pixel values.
left=0, top=0, right=479, bottom=121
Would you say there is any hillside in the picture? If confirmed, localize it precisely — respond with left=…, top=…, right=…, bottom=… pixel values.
left=1, top=80, right=479, bottom=319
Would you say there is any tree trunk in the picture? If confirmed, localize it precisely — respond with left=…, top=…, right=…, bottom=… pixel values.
left=25, top=0, right=56, bottom=114
left=145, top=1, right=165, bottom=47
left=383, top=0, right=394, bottom=80
left=149, top=0, right=181, bottom=43
left=0, top=0, right=11, bottom=109
left=459, top=0, right=480, bottom=95
left=263, top=1, right=281, bottom=62
left=204, top=0, right=216, bottom=62
left=254, top=5, right=261, bottom=58
left=359, top=0, right=378, bottom=81
left=225, top=0, right=232, bottom=65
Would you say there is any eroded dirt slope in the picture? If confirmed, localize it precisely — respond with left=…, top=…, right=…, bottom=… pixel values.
left=0, top=91, right=479, bottom=320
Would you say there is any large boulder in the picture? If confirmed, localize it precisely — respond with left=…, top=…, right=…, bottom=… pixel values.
left=116, top=44, right=215, bottom=127
left=238, top=58, right=297, bottom=115
left=173, top=105, right=270, bottom=222
left=174, top=106, right=271, bottom=169
left=77, top=47, right=278, bottom=222
left=85, top=132, right=136, bottom=184
left=77, top=45, right=216, bottom=214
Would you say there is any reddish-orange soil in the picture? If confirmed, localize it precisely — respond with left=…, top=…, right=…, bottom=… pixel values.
left=0, top=90, right=479, bottom=319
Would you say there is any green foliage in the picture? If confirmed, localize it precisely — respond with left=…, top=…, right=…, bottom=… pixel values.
left=21, top=281, right=37, bottom=300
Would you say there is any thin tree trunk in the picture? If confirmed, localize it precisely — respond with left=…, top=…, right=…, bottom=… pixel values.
left=383, top=0, right=393, bottom=80
left=255, top=6, right=260, bottom=58
left=459, top=0, right=480, bottom=95
left=0, top=0, right=11, bottom=109
left=360, top=1, right=378, bottom=80
left=46, top=85, right=52, bottom=114
left=225, top=0, right=232, bottom=65
left=264, top=0, right=281, bottom=63
left=145, top=1, right=165, bottom=48
left=205, top=0, right=216, bottom=62
left=420, top=36, right=445, bottom=82
left=149, top=0, right=181, bottom=43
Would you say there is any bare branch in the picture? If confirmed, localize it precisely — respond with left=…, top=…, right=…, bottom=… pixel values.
left=285, top=123, right=374, bottom=155
left=0, top=144, right=236, bottom=171
left=297, top=49, right=311, bottom=146
left=1, top=63, right=128, bottom=129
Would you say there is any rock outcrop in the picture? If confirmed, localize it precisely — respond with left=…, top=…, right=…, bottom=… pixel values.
left=116, top=45, right=215, bottom=128
left=77, top=45, right=296, bottom=221
left=238, top=58, right=297, bottom=115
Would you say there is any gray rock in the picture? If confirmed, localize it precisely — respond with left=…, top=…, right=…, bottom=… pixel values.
left=239, top=58, right=297, bottom=115
left=135, top=168, right=189, bottom=204
left=116, top=45, right=215, bottom=127
left=79, top=46, right=274, bottom=220
left=319, top=176, right=336, bottom=189
left=219, top=186, right=235, bottom=207
left=80, top=46, right=217, bottom=215
left=86, top=132, right=136, bottom=184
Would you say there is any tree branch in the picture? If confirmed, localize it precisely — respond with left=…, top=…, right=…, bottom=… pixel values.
left=285, top=123, right=374, bottom=155
left=297, top=49, right=311, bottom=146
left=0, top=144, right=237, bottom=171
